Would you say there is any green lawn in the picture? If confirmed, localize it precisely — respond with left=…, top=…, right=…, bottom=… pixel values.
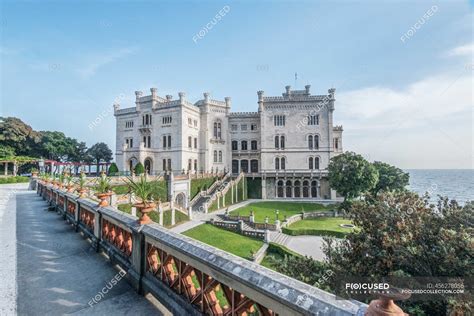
left=190, top=177, right=218, bottom=199
left=0, top=176, right=30, bottom=184
left=229, top=201, right=334, bottom=223
left=283, top=217, right=355, bottom=237
left=116, top=203, right=188, bottom=228
left=182, top=224, right=263, bottom=260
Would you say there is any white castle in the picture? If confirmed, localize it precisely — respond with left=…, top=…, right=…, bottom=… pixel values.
left=114, top=85, right=343, bottom=200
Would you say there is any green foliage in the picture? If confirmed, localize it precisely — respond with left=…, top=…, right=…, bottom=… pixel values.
left=328, top=151, right=378, bottom=203
left=323, top=192, right=473, bottom=316
left=282, top=227, right=348, bottom=238
left=0, top=176, right=30, bottom=184
left=125, top=175, right=154, bottom=204
left=108, top=162, right=119, bottom=176
left=76, top=173, right=87, bottom=189
left=163, top=210, right=189, bottom=227
left=0, top=117, right=41, bottom=156
left=93, top=175, right=112, bottom=194
left=371, top=161, right=409, bottom=195
left=182, top=224, right=263, bottom=260
left=247, top=177, right=262, bottom=199
left=134, top=162, right=145, bottom=175
left=190, top=177, right=217, bottom=199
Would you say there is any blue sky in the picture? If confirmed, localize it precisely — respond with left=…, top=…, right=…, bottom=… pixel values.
left=1, top=0, right=472, bottom=168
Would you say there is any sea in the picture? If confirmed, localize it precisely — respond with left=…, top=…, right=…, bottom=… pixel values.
left=405, top=169, right=473, bottom=205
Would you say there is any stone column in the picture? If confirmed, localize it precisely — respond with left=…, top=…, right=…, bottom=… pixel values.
left=158, top=204, right=164, bottom=226
left=171, top=208, right=176, bottom=226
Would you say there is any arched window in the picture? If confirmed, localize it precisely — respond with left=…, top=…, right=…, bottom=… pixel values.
left=314, top=135, right=319, bottom=149
left=281, top=157, right=286, bottom=170
left=240, top=160, right=249, bottom=173
left=308, top=135, right=313, bottom=149
left=232, top=141, right=238, bottom=150
left=294, top=180, right=301, bottom=197
left=309, top=157, right=314, bottom=169
left=217, top=122, right=221, bottom=138
left=251, top=140, right=257, bottom=150
left=232, top=160, right=239, bottom=174
left=213, top=150, right=217, bottom=163
left=277, top=180, right=284, bottom=198
left=280, top=136, right=285, bottom=149
left=250, top=160, right=258, bottom=172
left=286, top=180, right=292, bottom=197
left=275, top=157, right=280, bottom=170
left=315, top=157, right=320, bottom=169
left=162, top=159, right=166, bottom=171
left=218, top=151, right=222, bottom=162
left=311, top=181, right=318, bottom=197
left=188, top=136, right=192, bottom=148
left=303, top=180, right=309, bottom=197
left=241, top=141, right=248, bottom=151
left=213, top=122, right=218, bottom=138
left=275, top=136, right=279, bottom=149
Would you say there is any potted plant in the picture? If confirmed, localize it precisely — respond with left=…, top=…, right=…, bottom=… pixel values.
left=64, top=174, right=74, bottom=192
left=125, top=175, right=156, bottom=224
left=58, top=173, right=65, bottom=189
left=31, top=168, right=39, bottom=177
left=76, top=172, right=88, bottom=198
left=94, top=175, right=112, bottom=206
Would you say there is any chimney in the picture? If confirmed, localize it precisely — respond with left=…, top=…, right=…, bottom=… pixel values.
left=285, top=85, right=291, bottom=95
left=166, top=95, right=173, bottom=101
left=135, top=90, right=143, bottom=111
left=305, top=85, right=311, bottom=95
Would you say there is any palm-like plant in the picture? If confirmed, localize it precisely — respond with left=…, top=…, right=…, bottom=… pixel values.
left=125, top=175, right=154, bottom=207
left=76, top=172, right=87, bottom=190
left=94, top=175, right=112, bottom=194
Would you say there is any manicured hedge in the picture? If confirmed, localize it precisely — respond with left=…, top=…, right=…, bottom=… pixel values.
left=267, top=242, right=302, bottom=258
left=0, top=176, right=30, bottom=184
left=246, top=177, right=261, bottom=199
left=282, top=227, right=347, bottom=238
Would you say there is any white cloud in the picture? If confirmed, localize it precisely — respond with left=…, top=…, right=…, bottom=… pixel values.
left=75, top=47, right=138, bottom=78
left=445, top=42, right=474, bottom=57
left=336, top=70, right=472, bottom=169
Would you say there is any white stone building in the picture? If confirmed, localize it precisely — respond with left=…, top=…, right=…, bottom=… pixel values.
left=114, top=85, right=343, bottom=199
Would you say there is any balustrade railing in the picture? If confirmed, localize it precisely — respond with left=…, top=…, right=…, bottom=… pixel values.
left=35, top=180, right=367, bottom=316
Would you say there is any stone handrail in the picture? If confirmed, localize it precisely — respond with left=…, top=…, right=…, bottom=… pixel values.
left=37, top=181, right=367, bottom=315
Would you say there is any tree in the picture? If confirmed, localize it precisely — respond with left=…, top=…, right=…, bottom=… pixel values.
left=371, top=161, right=409, bottom=195
left=328, top=152, right=378, bottom=206
left=108, top=162, right=119, bottom=176
left=323, top=192, right=473, bottom=315
left=87, top=142, right=113, bottom=174
left=0, top=117, right=40, bottom=156
left=38, top=131, right=79, bottom=161
left=134, top=162, right=145, bottom=175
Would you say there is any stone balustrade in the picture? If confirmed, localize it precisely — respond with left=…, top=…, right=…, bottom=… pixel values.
left=36, top=181, right=367, bottom=316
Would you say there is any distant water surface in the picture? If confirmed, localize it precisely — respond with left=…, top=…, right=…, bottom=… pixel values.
left=405, top=169, right=473, bottom=204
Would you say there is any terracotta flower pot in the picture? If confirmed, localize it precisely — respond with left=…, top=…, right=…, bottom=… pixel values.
left=96, top=192, right=112, bottom=207
left=31, top=172, right=38, bottom=177
left=66, top=185, right=75, bottom=193
left=134, top=202, right=156, bottom=225
left=78, top=188, right=87, bottom=198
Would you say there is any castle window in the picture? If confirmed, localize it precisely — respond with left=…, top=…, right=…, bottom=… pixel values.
left=334, top=138, right=339, bottom=149
left=213, top=150, right=217, bottom=163
left=275, top=136, right=279, bottom=149
left=213, top=121, right=222, bottom=139
left=147, top=136, right=151, bottom=148
left=240, top=160, right=249, bottom=173
left=250, top=160, right=258, bottom=172
left=125, top=121, right=134, bottom=128
left=280, top=136, right=285, bottom=149
left=251, top=140, right=257, bottom=150
left=188, top=136, right=192, bottom=148
left=162, top=116, right=172, bottom=124
left=188, top=159, right=192, bottom=171
left=315, top=157, right=320, bottom=169
left=281, top=157, right=286, bottom=170
left=218, top=151, right=222, bottom=162
left=194, top=138, right=197, bottom=149
left=275, top=157, right=280, bottom=170
left=241, top=141, right=248, bottom=151
left=241, top=124, right=247, bottom=131
left=167, top=159, right=171, bottom=171
left=232, top=141, right=238, bottom=151
left=194, top=159, right=197, bottom=171
left=308, top=135, right=313, bottom=149
left=162, top=159, right=166, bottom=171
left=251, top=124, right=257, bottom=131
left=309, top=157, right=314, bottom=169
left=163, top=135, right=167, bottom=148
left=231, top=124, right=238, bottom=131
left=308, top=114, right=319, bottom=125
left=194, top=120, right=198, bottom=127
left=314, top=135, right=319, bottom=149
left=274, top=115, right=286, bottom=126
left=167, top=135, right=171, bottom=148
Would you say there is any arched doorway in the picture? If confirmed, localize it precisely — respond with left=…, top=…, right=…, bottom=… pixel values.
left=144, top=158, right=153, bottom=175
left=175, top=192, right=186, bottom=210
left=285, top=180, right=292, bottom=197
left=294, top=180, right=301, bottom=198
left=303, top=180, right=309, bottom=198
left=311, top=181, right=318, bottom=198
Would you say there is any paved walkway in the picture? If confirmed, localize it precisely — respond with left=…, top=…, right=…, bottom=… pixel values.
left=0, top=183, right=168, bottom=316
left=284, top=235, right=326, bottom=261
left=171, top=199, right=257, bottom=233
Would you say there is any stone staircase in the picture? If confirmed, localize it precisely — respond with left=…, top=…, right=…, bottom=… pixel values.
left=270, top=231, right=290, bottom=246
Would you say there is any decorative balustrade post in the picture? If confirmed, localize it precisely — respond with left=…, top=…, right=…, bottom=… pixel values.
left=92, top=207, right=101, bottom=251
left=171, top=207, right=176, bottom=226
left=158, top=204, right=164, bottom=226
left=264, top=229, right=270, bottom=243
left=128, top=224, right=145, bottom=293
